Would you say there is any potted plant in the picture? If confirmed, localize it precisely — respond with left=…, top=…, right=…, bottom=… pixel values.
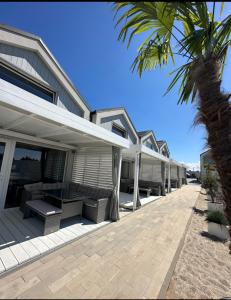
left=206, top=211, right=229, bottom=240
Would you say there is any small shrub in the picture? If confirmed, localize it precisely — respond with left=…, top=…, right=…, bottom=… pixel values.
left=206, top=210, right=229, bottom=226
left=202, top=169, right=219, bottom=202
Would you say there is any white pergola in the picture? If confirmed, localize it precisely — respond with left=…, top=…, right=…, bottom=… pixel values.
left=0, top=83, right=130, bottom=150
left=0, top=83, right=130, bottom=208
left=122, top=144, right=170, bottom=210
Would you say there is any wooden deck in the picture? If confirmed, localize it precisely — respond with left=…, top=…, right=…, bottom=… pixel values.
left=0, top=208, right=109, bottom=275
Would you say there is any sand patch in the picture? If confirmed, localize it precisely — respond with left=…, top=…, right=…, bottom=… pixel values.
left=166, top=189, right=231, bottom=299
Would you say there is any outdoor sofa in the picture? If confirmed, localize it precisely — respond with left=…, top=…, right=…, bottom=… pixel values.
left=170, top=179, right=178, bottom=188
left=121, top=179, right=162, bottom=196
left=21, top=182, right=113, bottom=227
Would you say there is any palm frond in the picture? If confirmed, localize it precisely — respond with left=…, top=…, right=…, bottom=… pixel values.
left=113, top=1, right=231, bottom=104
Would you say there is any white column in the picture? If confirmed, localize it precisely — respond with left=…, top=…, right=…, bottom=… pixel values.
left=0, top=139, right=16, bottom=209
left=117, top=150, right=123, bottom=205
left=133, top=151, right=140, bottom=211
left=168, top=161, right=171, bottom=193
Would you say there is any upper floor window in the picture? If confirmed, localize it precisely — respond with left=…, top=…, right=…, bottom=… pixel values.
left=0, top=64, right=55, bottom=103
left=112, top=124, right=127, bottom=138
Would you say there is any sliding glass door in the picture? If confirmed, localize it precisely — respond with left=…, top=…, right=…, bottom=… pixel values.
left=5, top=143, right=66, bottom=208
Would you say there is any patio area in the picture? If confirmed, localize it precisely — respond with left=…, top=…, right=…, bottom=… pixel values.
left=119, top=192, right=162, bottom=210
left=0, top=208, right=109, bottom=275
left=0, top=184, right=200, bottom=299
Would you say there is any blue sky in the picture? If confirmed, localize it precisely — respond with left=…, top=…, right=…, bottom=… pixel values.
left=0, top=2, right=230, bottom=169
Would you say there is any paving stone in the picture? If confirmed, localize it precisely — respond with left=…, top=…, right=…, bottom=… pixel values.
left=0, top=185, right=199, bottom=299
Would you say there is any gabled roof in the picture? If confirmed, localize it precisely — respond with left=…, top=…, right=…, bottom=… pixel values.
left=137, top=130, right=159, bottom=152
left=91, top=107, right=138, bottom=141
left=0, top=24, right=91, bottom=114
left=157, top=140, right=170, bottom=156
left=137, top=130, right=151, bottom=138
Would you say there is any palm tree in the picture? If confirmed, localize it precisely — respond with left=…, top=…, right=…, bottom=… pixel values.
left=113, top=2, right=231, bottom=250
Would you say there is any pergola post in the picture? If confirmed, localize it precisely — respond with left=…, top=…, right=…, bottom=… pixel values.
left=133, top=151, right=140, bottom=211
left=117, top=150, right=123, bottom=199
left=184, top=167, right=188, bottom=185
left=161, top=161, right=166, bottom=196
left=168, top=162, right=171, bottom=193
left=177, top=166, right=182, bottom=188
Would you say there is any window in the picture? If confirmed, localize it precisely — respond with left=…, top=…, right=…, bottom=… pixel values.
left=0, top=64, right=54, bottom=103
left=112, top=124, right=126, bottom=138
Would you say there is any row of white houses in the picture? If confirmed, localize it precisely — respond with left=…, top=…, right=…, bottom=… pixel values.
left=0, top=24, right=187, bottom=217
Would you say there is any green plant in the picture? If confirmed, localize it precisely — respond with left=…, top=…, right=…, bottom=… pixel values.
left=206, top=210, right=229, bottom=226
left=202, top=169, right=218, bottom=203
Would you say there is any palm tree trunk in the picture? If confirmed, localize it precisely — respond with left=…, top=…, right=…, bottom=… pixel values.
left=193, top=56, right=231, bottom=251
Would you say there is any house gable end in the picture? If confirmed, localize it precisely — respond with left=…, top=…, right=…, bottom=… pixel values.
left=0, top=25, right=90, bottom=119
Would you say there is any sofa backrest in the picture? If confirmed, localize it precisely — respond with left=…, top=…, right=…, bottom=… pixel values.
left=41, top=182, right=68, bottom=190
left=24, top=181, right=112, bottom=201
left=139, top=180, right=162, bottom=188
left=70, top=183, right=112, bottom=200
left=24, top=182, right=43, bottom=200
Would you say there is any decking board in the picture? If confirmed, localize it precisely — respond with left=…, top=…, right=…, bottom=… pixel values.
left=0, top=207, right=109, bottom=276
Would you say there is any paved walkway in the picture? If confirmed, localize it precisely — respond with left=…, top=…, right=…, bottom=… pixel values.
left=0, top=184, right=200, bottom=299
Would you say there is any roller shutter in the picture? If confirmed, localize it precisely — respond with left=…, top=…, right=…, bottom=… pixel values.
left=72, top=146, right=113, bottom=189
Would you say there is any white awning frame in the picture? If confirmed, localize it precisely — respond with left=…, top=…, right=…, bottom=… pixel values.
left=0, top=83, right=130, bottom=150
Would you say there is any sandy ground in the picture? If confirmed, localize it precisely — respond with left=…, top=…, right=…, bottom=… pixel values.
left=166, top=189, right=231, bottom=299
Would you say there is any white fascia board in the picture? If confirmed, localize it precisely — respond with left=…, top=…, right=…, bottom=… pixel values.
left=130, top=144, right=169, bottom=162
left=170, top=159, right=187, bottom=168
left=141, top=145, right=169, bottom=162
left=0, top=85, right=130, bottom=149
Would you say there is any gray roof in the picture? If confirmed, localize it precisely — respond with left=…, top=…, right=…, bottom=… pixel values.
left=137, top=130, right=152, bottom=137
left=157, top=140, right=170, bottom=155
left=0, top=23, right=91, bottom=111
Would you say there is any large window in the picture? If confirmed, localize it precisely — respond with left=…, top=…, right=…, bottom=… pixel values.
left=112, top=124, right=127, bottom=138
left=0, top=64, right=55, bottom=103
left=5, top=143, right=66, bottom=208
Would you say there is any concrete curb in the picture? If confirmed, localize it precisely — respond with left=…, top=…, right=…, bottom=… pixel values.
left=157, top=187, right=201, bottom=299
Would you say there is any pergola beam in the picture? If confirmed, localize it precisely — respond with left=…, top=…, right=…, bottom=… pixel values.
left=3, top=113, right=36, bottom=130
